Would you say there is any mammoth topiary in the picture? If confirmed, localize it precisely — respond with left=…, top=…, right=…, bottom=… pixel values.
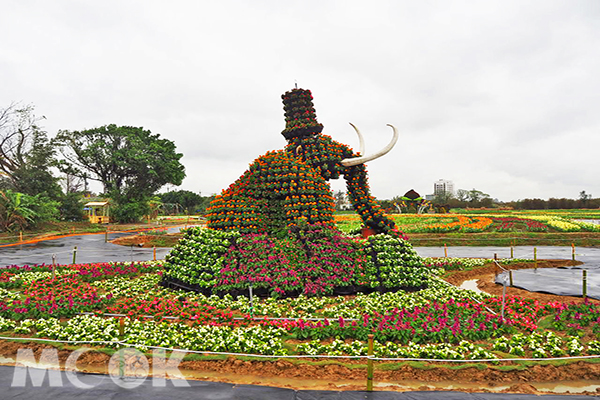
left=162, top=88, right=431, bottom=297
left=206, top=88, right=404, bottom=238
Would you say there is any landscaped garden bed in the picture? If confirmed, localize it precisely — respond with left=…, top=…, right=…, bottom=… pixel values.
left=1, top=84, right=599, bottom=394
left=1, top=252, right=600, bottom=393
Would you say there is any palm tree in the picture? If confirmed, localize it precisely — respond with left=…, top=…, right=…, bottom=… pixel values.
left=0, top=190, right=37, bottom=231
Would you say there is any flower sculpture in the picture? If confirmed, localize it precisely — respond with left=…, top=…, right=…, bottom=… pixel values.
left=163, top=89, right=426, bottom=297
left=206, top=88, right=404, bottom=237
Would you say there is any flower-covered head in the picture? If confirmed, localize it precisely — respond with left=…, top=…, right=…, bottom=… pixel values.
left=281, top=88, right=324, bottom=140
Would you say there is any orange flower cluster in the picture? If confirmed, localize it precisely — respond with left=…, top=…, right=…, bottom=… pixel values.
left=420, top=215, right=493, bottom=233
left=459, top=217, right=493, bottom=232
left=425, top=215, right=471, bottom=232
left=345, top=163, right=401, bottom=237
left=206, top=150, right=336, bottom=234
left=285, top=133, right=350, bottom=181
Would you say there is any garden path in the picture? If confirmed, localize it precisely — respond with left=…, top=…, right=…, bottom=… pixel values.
left=0, top=365, right=596, bottom=399
left=0, top=228, right=185, bottom=267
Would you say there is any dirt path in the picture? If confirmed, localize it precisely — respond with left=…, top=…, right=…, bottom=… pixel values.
left=1, top=340, right=600, bottom=395
left=110, top=232, right=182, bottom=248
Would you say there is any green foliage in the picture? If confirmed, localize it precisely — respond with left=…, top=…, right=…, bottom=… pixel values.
left=165, top=227, right=238, bottom=288
left=111, top=199, right=150, bottom=223
left=159, top=190, right=209, bottom=215
left=29, top=196, right=60, bottom=223
left=58, top=192, right=85, bottom=221
left=11, top=130, right=62, bottom=200
left=55, top=124, right=186, bottom=222
left=364, top=234, right=428, bottom=288
left=0, top=102, right=61, bottom=200
left=165, top=225, right=428, bottom=297
left=0, top=190, right=58, bottom=231
left=0, top=190, right=37, bottom=231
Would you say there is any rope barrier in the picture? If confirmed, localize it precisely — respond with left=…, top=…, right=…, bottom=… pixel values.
left=0, top=336, right=120, bottom=346
left=369, top=354, right=600, bottom=362
left=498, top=269, right=594, bottom=277
left=1, top=247, right=169, bottom=264
left=0, top=250, right=74, bottom=259
left=77, top=311, right=361, bottom=322
left=2, top=334, right=600, bottom=363
left=410, top=237, right=596, bottom=242
left=435, top=278, right=498, bottom=316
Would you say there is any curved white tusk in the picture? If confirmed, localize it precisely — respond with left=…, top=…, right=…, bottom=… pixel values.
left=349, top=122, right=365, bottom=156
left=341, top=124, right=398, bottom=167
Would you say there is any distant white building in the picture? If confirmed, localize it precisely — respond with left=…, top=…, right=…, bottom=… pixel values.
left=434, top=179, right=454, bottom=197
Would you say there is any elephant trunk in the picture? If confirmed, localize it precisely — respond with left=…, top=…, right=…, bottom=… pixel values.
left=344, top=164, right=406, bottom=238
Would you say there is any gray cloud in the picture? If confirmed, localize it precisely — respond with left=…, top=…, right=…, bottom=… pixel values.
left=1, top=0, right=599, bottom=202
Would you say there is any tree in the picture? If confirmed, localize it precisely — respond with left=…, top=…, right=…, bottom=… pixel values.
left=0, top=102, right=39, bottom=179
left=0, top=189, right=59, bottom=231
left=455, top=189, right=469, bottom=202
left=332, top=190, right=347, bottom=211
left=61, top=172, right=87, bottom=194
left=0, top=190, right=37, bottom=231
left=54, top=125, right=186, bottom=222
left=579, top=190, right=592, bottom=208
left=58, top=192, right=85, bottom=221
left=433, top=191, right=454, bottom=204
left=147, top=196, right=163, bottom=219
left=520, top=198, right=547, bottom=210
left=467, top=189, right=489, bottom=204
left=11, top=130, right=62, bottom=199
left=159, top=190, right=205, bottom=215
left=580, top=191, right=591, bottom=201
left=0, top=102, right=61, bottom=199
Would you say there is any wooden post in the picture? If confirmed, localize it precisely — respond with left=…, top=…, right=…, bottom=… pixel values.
left=509, top=270, right=513, bottom=287
left=444, top=243, right=448, bottom=258
left=153, top=247, right=156, bottom=261
left=72, top=246, right=78, bottom=265
left=19, top=231, right=23, bottom=242
left=367, top=334, right=374, bottom=391
left=105, top=228, right=109, bottom=243
left=583, top=270, right=588, bottom=300
left=534, top=247, right=537, bottom=269
left=494, top=254, right=498, bottom=276
left=501, top=274, right=507, bottom=321
left=51, top=254, right=56, bottom=281
left=572, top=243, right=576, bottom=262
left=510, top=246, right=514, bottom=259
left=119, top=318, right=125, bottom=379
left=249, top=284, right=254, bottom=318
left=119, top=317, right=125, bottom=338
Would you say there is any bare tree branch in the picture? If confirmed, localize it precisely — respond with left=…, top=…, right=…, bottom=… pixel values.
left=0, top=102, right=44, bottom=179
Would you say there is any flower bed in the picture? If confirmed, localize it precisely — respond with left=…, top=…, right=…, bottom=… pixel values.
left=334, top=213, right=600, bottom=234
left=1, top=259, right=600, bottom=363
left=163, top=224, right=430, bottom=297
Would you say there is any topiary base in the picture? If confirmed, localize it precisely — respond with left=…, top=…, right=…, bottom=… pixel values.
left=163, top=224, right=431, bottom=298
left=160, top=275, right=427, bottom=299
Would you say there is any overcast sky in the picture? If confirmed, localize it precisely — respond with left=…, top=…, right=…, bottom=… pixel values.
left=2, top=1, right=599, bottom=202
